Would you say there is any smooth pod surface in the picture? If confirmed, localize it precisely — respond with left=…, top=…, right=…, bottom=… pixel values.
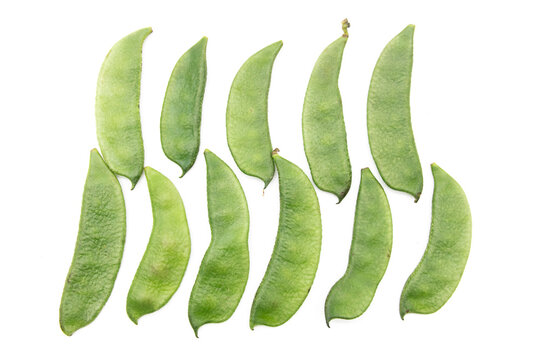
left=161, top=37, right=207, bottom=177
left=250, top=152, right=322, bottom=329
left=226, top=41, right=282, bottom=188
left=325, top=168, right=392, bottom=326
left=302, top=20, right=352, bottom=203
left=367, top=25, right=423, bottom=201
left=188, top=150, right=249, bottom=336
left=96, top=27, right=152, bottom=188
left=126, top=167, right=191, bottom=324
left=59, top=149, right=126, bottom=336
left=400, top=163, right=471, bottom=319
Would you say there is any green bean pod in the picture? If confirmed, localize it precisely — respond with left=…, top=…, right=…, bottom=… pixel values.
left=96, top=27, right=152, bottom=188
left=324, top=168, right=392, bottom=325
left=400, top=163, right=471, bottom=319
left=367, top=25, right=423, bottom=201
left=188, top=150, right=249, bottom=337
left=161, top=37, right=208, bottom=177
left=59, top=149, right=126, bottom=336
left=226, top=41, right=282, bottom=188
left=126, top=167, right=191, bottom=324
left=250, top=151, right=322, bottom=329
left=302, top=20, right=352, bottom=203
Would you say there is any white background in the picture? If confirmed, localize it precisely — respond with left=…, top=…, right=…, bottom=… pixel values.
left=1, top=0, right=538, bottom=358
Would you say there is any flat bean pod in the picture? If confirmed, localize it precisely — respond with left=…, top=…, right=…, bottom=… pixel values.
left=59, top=149, right=126, bottom=336
left=250, top=151, right=322, bottom=329
left=302, top=20, right=352, bottom=203
left=325, top=167, right=392, bottom=326
left=96, top=27, right=152, bottom=188
left=226, top=41, right=282, bottom=188
left=161, top=37, right=208, bottom=177
left=400, top=163, right=471, bottom=319
left=126, top=167, right=191, bottom=324
left=188, top=150, right=249, bottom=337
left=367, top=25, right=423, bottom=201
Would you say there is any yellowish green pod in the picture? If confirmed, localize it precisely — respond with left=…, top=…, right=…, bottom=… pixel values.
left=226, top=41, right=282, bottom=188
left=126, top=167, right=191, bottom=324
left=96, top=27, right=152, bottom=188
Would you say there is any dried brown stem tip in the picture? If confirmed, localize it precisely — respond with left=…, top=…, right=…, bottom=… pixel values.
left=342, top=18, right=350, bottom=37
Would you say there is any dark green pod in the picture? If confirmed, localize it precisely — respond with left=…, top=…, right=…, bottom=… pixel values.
left=161, top=37, right=208, bottom=177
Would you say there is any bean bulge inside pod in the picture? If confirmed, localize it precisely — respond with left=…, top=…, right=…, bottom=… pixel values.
left=400, top=163, right=471, bottom=319
left=188, top=149, right=250, bottom=337
left=126, top=166, right=191, bottom=324
left=250, top=150, right=322, bottom=329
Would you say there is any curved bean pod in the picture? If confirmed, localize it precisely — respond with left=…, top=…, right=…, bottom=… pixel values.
left=126, top=167, right=191, bottom=324
left=59, top=149, right=126, bottom=336
left=302, top=19, right=352, bottom=203
left=399, top=163, right=471, bottom=319
left=367, top=25, right=423, bottom=201
left=226, top=41, right=282, bottom=188
left=96, top=27, right=152, bottom=188
left=325, top=168, right=392, bottom=326
left=188, top=150, right=249, bottom=337
left=161, top=37, right=208, bottom=177
left=250, top=151, right=322, bottom=329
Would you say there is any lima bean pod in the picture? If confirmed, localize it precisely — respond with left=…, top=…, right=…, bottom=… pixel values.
left=59, top=149, right=126, bottom=336
left=161, top=37, right=208, bottom=177
left=400, top=163, right=471, bottom=319
left=367, top=25, right=423, bottom=201
left=188, top=150, right=250, bottom=337
left=226, top=41, right=282, bottom=188
left=126, top=167, right=191, bottom=324
left=325, top=167, right=392, bottom=326
left=96, top=27, right=152, bottom=188
left=250, top=151, right=322, bottom=329
left=302, top=19, right=352, bottom=203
